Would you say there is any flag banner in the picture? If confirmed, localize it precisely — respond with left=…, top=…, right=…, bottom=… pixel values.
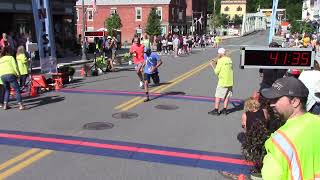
left=92, top=0, right=97, bottom=14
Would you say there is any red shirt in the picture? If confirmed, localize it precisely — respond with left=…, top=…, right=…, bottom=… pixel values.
left=130, top=43, right=145, bottom=64
left=0, top=39, right=9, bottom=48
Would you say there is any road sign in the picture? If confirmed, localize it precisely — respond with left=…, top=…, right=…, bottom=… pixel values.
left=240, top=47, right=314, bottom=69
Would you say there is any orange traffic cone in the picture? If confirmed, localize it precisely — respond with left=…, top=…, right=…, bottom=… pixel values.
left=54, top=78, right=62, bottom=90
left=238, top=174, right=245, bottom=180
left=29, top=85, right=38, bottom=97
left=81, top=66, right=86, bottom=77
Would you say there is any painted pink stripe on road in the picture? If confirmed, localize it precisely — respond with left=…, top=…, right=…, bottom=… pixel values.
left=0, top=133, right=251, bottom=166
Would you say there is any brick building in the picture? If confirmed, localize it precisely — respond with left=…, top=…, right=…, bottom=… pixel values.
left=75, top=0, right=187, bottom=44
left=185, top=0, right=208, bottom=35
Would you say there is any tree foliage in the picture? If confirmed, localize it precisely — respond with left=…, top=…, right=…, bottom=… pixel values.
left=246, top=0, right=304, bottom=22
left=105, top=13, right=122, bottom=37
left=145, top=7, right=162, bottom=36
left=208, top=0, right=221, bottom=15
left=291, top=21, right=317, bottom=34
left=234, top=15, right=243, bottom=25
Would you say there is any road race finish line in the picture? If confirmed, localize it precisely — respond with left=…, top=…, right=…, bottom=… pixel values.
left=59, top=88, right=244, bottom=105
left=0, top=130, right=252, bottom=174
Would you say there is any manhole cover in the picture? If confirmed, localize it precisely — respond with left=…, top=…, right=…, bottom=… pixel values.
left=83, top=122, right=114, bottom=130
left=154, top=104, right=179, bottom=110
left=112, top=112, right=139, bottom=119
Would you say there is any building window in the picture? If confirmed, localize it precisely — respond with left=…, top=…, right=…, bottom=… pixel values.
left=224, top=6, right=229, bottom=12
left=179, top=11, right=183, bottom=20
left=237, top=6, right=242, bottom=11
left=171, top=7, right=175, bottom=21
left=156, top=7, right=162, bottom=21
left=76, top=8, right=79, bottom=21
left=161, top=26, right=166, bottom=35
left=135, top=7, right=142, bottom=21
left=110, top=8, right=117, bottom=15
left=87, top=8, right=93, bottom=21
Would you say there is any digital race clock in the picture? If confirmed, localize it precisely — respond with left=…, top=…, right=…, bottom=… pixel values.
left=84, top=31, right=107, bottom=37
left=240, top=47, right=315, bottom=69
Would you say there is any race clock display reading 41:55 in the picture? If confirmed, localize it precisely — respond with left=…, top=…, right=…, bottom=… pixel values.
left=240, top=47, right=315, bottom=69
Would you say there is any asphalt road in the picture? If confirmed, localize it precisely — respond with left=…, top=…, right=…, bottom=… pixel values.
left=0, top=31, right=269, bottom=180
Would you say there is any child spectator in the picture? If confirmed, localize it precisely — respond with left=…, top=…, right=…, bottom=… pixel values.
left=241, top=97, right=269, bottom=132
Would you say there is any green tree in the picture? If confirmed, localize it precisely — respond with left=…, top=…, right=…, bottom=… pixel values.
left=145, top=7, right=162, bottom=36
left=105, top=13, right=122, bottom=37
left=214, top=0, right=221, bottom=15
left=208, top=14, right=222, bottom=29
left=234, top=15, right=243, bottom=25
left=221, top=14, right=230, bottom=26
left=290, top=20, right=316, bottom=34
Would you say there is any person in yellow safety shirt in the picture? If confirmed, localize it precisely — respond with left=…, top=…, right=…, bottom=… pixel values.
left=141, top=34, right=151, bottom=52
left=214, top=35, right=221, bottom=48
left=16, top=46, right=29, bottom=88
left=208, top=48, right=233, bottom=115
left=260, top=76, right=320, bottom=180
left=0, top=46, right=25, bottom=110
left=303, top=34, right=311, bottom=48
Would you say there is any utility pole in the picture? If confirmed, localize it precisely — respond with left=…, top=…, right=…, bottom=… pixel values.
left=81, top=0, right=87, bottom=60
left=268, top=0, right=279, bottom=43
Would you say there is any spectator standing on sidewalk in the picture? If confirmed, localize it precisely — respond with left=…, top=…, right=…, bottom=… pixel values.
left=208, top=48, right=233, bottom=115
left=130, top=37, right=145, bottom=88
left=141, top=34, right=151, bottom=52
left=298, top=60, right=320, bottom=114
left=142, top=48, right=162, bottom=102
left=260, top=76, right=320, bottom=180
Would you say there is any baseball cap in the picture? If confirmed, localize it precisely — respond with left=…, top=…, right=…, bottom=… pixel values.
left=107, top=36, right=112, bottom=39
left=218, top=48, right=225, bottom=54
left=260, top=76, right=309, bottom=99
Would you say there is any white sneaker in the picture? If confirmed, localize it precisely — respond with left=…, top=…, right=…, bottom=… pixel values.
left=139, top=81, right=144, bottom=88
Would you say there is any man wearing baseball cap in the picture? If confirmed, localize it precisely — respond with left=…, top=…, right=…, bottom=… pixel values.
left=208, top=48, right=233, bottom=115
left=260, top=76, right=320, bottom=180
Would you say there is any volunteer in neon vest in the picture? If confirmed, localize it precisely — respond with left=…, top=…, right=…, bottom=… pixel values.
left=0, top=46, right=25, bottom=110
left=260, top=76, right=320, bottom=180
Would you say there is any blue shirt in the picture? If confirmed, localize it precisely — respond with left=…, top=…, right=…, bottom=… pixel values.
left=144, top=53, right=160, bottom=74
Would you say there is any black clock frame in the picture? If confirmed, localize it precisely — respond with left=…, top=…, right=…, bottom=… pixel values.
left=240, top=47, right=315, bottom=69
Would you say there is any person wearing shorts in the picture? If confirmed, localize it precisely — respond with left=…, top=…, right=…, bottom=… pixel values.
left=208, top=48, right=233, bottom=115
left=130, top=37, right=145, bottom=88
left=142, top=48, right=162, bottom=102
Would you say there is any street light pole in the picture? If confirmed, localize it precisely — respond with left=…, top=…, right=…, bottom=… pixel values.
left=81, top=0, right=87, bottom=60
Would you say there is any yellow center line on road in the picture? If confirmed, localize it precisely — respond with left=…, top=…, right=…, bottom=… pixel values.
left=0, top=148, right=41, bottom=172
left=114, top=62, right=207, bottom=110
left=0, top=150, right=53, bottom=179
left=119, top=61, right=211, bottom=111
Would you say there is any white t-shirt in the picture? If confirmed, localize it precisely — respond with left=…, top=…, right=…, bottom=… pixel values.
left=299, top=70, right=320, bottom=111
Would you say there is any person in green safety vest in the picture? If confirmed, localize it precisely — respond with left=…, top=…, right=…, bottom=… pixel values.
left=16, top=46, right=29, bottom=88
left=260, top=76, right=320, bottom=180
left=0, top=46, right=25, bottom=110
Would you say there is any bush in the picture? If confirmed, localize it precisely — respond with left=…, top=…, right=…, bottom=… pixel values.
left=242, top=119, right=270, bottom=173
left=123, top=53, right=133, bottom=62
